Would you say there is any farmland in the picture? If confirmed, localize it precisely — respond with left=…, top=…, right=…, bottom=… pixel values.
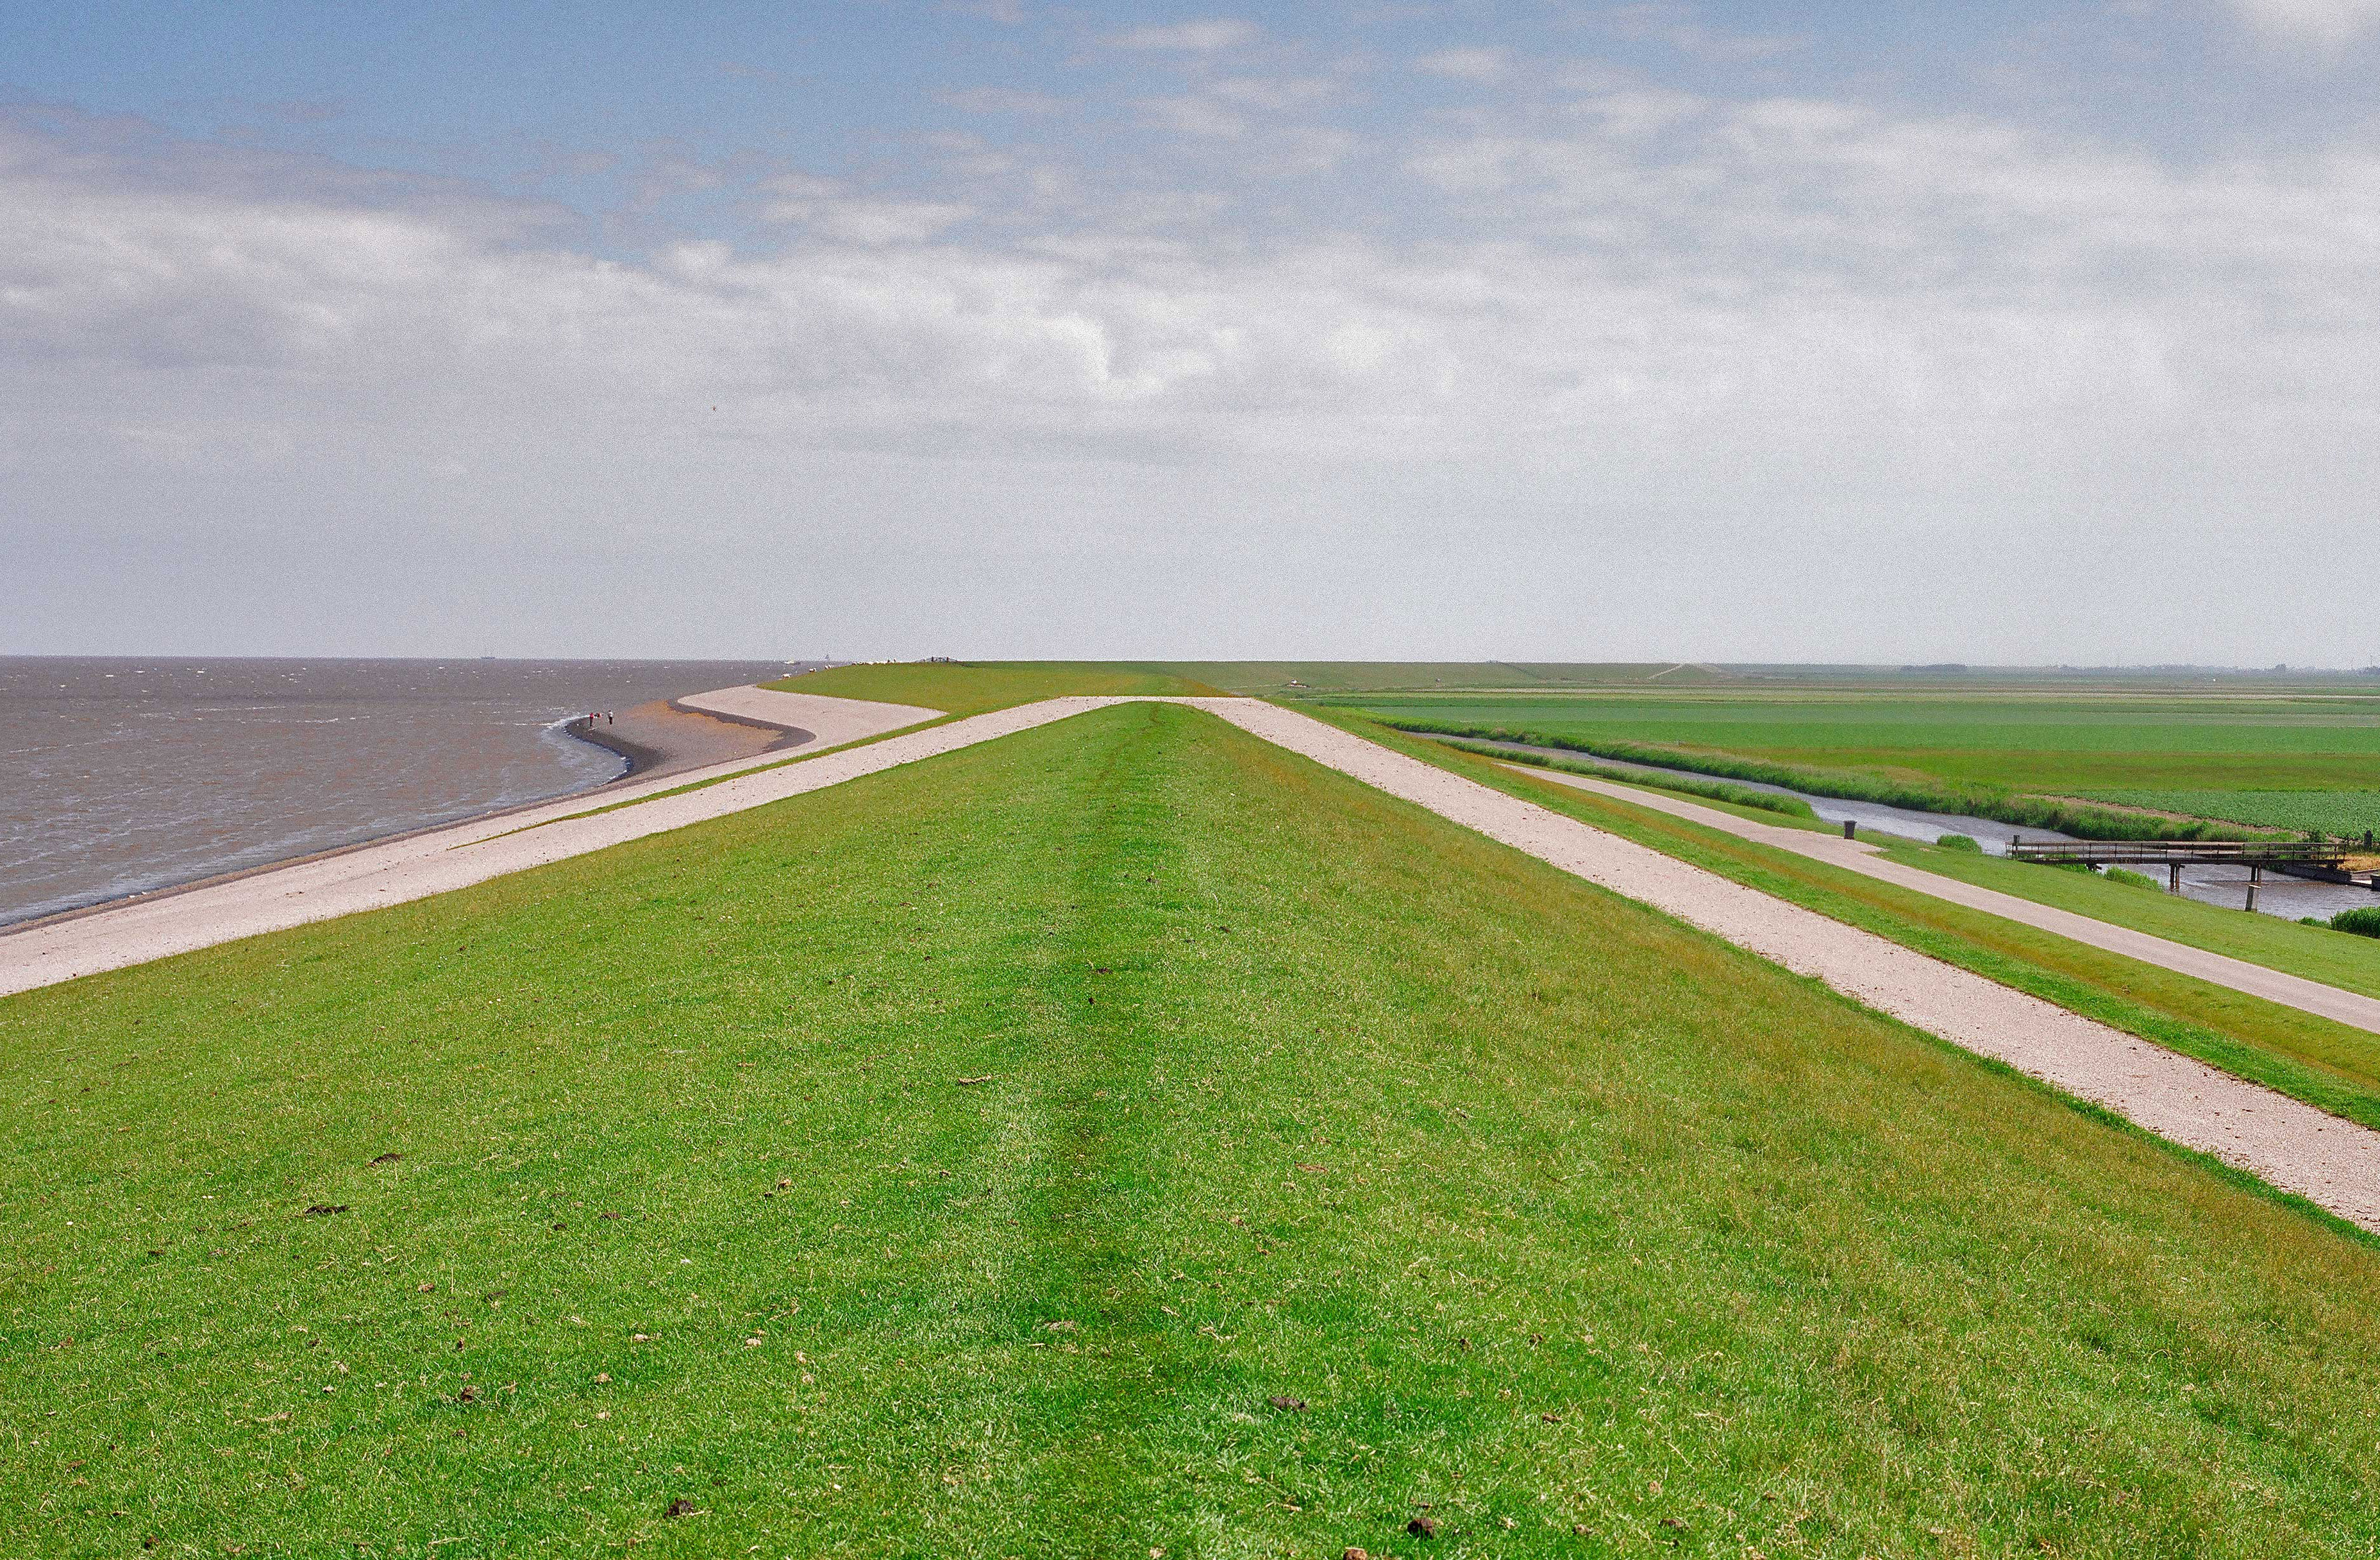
left=1311, top=676, right=2380, bottom=839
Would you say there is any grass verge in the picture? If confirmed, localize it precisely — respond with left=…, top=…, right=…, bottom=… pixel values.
left=1368, top=717, right=2267, bottom=844
left=10, top=704, right=2380, bottom=1554
left=1431, top=738, right=1818, bottom=822
left=1316, top=714, right=2380, bottom=1133
left=1868, top=839, right=2380, bottom=1003
left=1397, top=724, right=2380, bottom=1007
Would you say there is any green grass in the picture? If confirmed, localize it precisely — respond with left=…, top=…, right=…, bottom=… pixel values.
left=1399, top=726, right=2380, bottom=1011
left=1338, top=687, right=2380, bottom=839
left=1157, top=663, right=1738, bottom=694
left=15, top=705, right=2380, bottom=1554
left=771, top=661, right=1218, bottom=717
left=1430, top=738, right=1818, bottom=821
left=1314, top=712, right=2380, bottom=1131
left=1370, top=716, right=2263, bottom=843
left=2073, top=789, right=2380, bottom=839
left=503, top=661, right=1225, bottom=836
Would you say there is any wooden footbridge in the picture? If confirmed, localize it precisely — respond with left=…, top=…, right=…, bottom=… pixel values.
left=2007, top=836, right=2380, bottom=909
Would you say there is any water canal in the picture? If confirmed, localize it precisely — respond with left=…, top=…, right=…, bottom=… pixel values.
left=1467, top=737, right=2380, bottom=924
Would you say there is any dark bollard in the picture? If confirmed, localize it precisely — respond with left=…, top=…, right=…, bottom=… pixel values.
left=1843, top=819, right=1856, bottom=841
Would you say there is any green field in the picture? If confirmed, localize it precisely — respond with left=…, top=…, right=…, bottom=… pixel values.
left=15, top=703, right=2380, bottom=1553
left=1162, top=663, right=1748, bottom=694
left=770, top=661, right=1218, bottom=717
left=1380, top=730, right=2380, bottom=1011
left=2072, top=789, right=2380, bottom=839
left=1325, top=683, right=2380, bottom=838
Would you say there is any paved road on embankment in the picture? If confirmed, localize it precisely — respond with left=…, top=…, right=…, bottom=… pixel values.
left=8, top=694, right=2380, bottom=1234
left=1491, top=760, right=2380, bottom=1038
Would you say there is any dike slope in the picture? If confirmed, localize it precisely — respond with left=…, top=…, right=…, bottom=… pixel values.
left=11, top=692, right=2380, bottom=1234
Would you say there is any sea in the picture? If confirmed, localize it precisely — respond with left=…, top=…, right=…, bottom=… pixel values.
left=0, top=657, right=794, bottom=928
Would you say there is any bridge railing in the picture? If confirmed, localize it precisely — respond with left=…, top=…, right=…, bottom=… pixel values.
left=2007, top=839, right=2346, bottom=867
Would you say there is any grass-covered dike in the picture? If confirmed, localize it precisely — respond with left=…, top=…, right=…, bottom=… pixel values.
left=10, top=702, right=2380, bottom=1553
left=767, top=660, right=1219, bottom=717
left=1323, top=708, right=2380, bottom=1132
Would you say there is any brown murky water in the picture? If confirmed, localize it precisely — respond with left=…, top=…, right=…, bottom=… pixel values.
left=0, top=657, right=793, bottom=927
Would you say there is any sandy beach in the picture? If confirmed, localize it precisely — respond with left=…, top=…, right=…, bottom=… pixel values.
left=562, top=697, right=792, bottom=780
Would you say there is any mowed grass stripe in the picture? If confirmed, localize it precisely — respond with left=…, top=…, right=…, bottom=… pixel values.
left=6, top=703, right=2380, bottom=1555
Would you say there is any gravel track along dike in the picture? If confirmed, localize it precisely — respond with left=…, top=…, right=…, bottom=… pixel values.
left=1193, top=699, right=2380, bottom=1234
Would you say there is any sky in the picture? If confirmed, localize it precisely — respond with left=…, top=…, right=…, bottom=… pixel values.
left=2, top=2, right=2376, bottom=664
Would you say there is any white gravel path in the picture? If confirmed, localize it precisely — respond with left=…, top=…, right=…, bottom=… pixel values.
left=11, top=690, right=2380, bottom=1233
left=1187, top=700, right=2380, bottom=1232
left=1505, top=761, right=2380, bottom=1036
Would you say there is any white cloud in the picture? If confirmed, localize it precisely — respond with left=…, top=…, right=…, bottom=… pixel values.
left=1100, top=19, right=1261, bottom=52
left=1414, top=47, right=1513, bottom=82
left=1130, top=76, right=1352, bottom=166
left=942, top=0, right=1027, bottom=22
left=1137, top=94, right=1254, bottom=138
left=6, top=93, right=2378, bottom=661
left=755, top=174, right=974, bottom=243
left=2225, top=0, right=2380, bottom=45
left=11, top=101, right=2376, bottom=473
left=1205, top=75, right=1340, bottom=111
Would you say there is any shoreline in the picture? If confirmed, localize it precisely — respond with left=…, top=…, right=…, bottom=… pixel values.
left=563, top=713, right=672, bottom=778
left=0, top=682, right=943, bottom=997
left=561, top=694, right=809, bottom=782
left=0, top=689, right=808, bottom=941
